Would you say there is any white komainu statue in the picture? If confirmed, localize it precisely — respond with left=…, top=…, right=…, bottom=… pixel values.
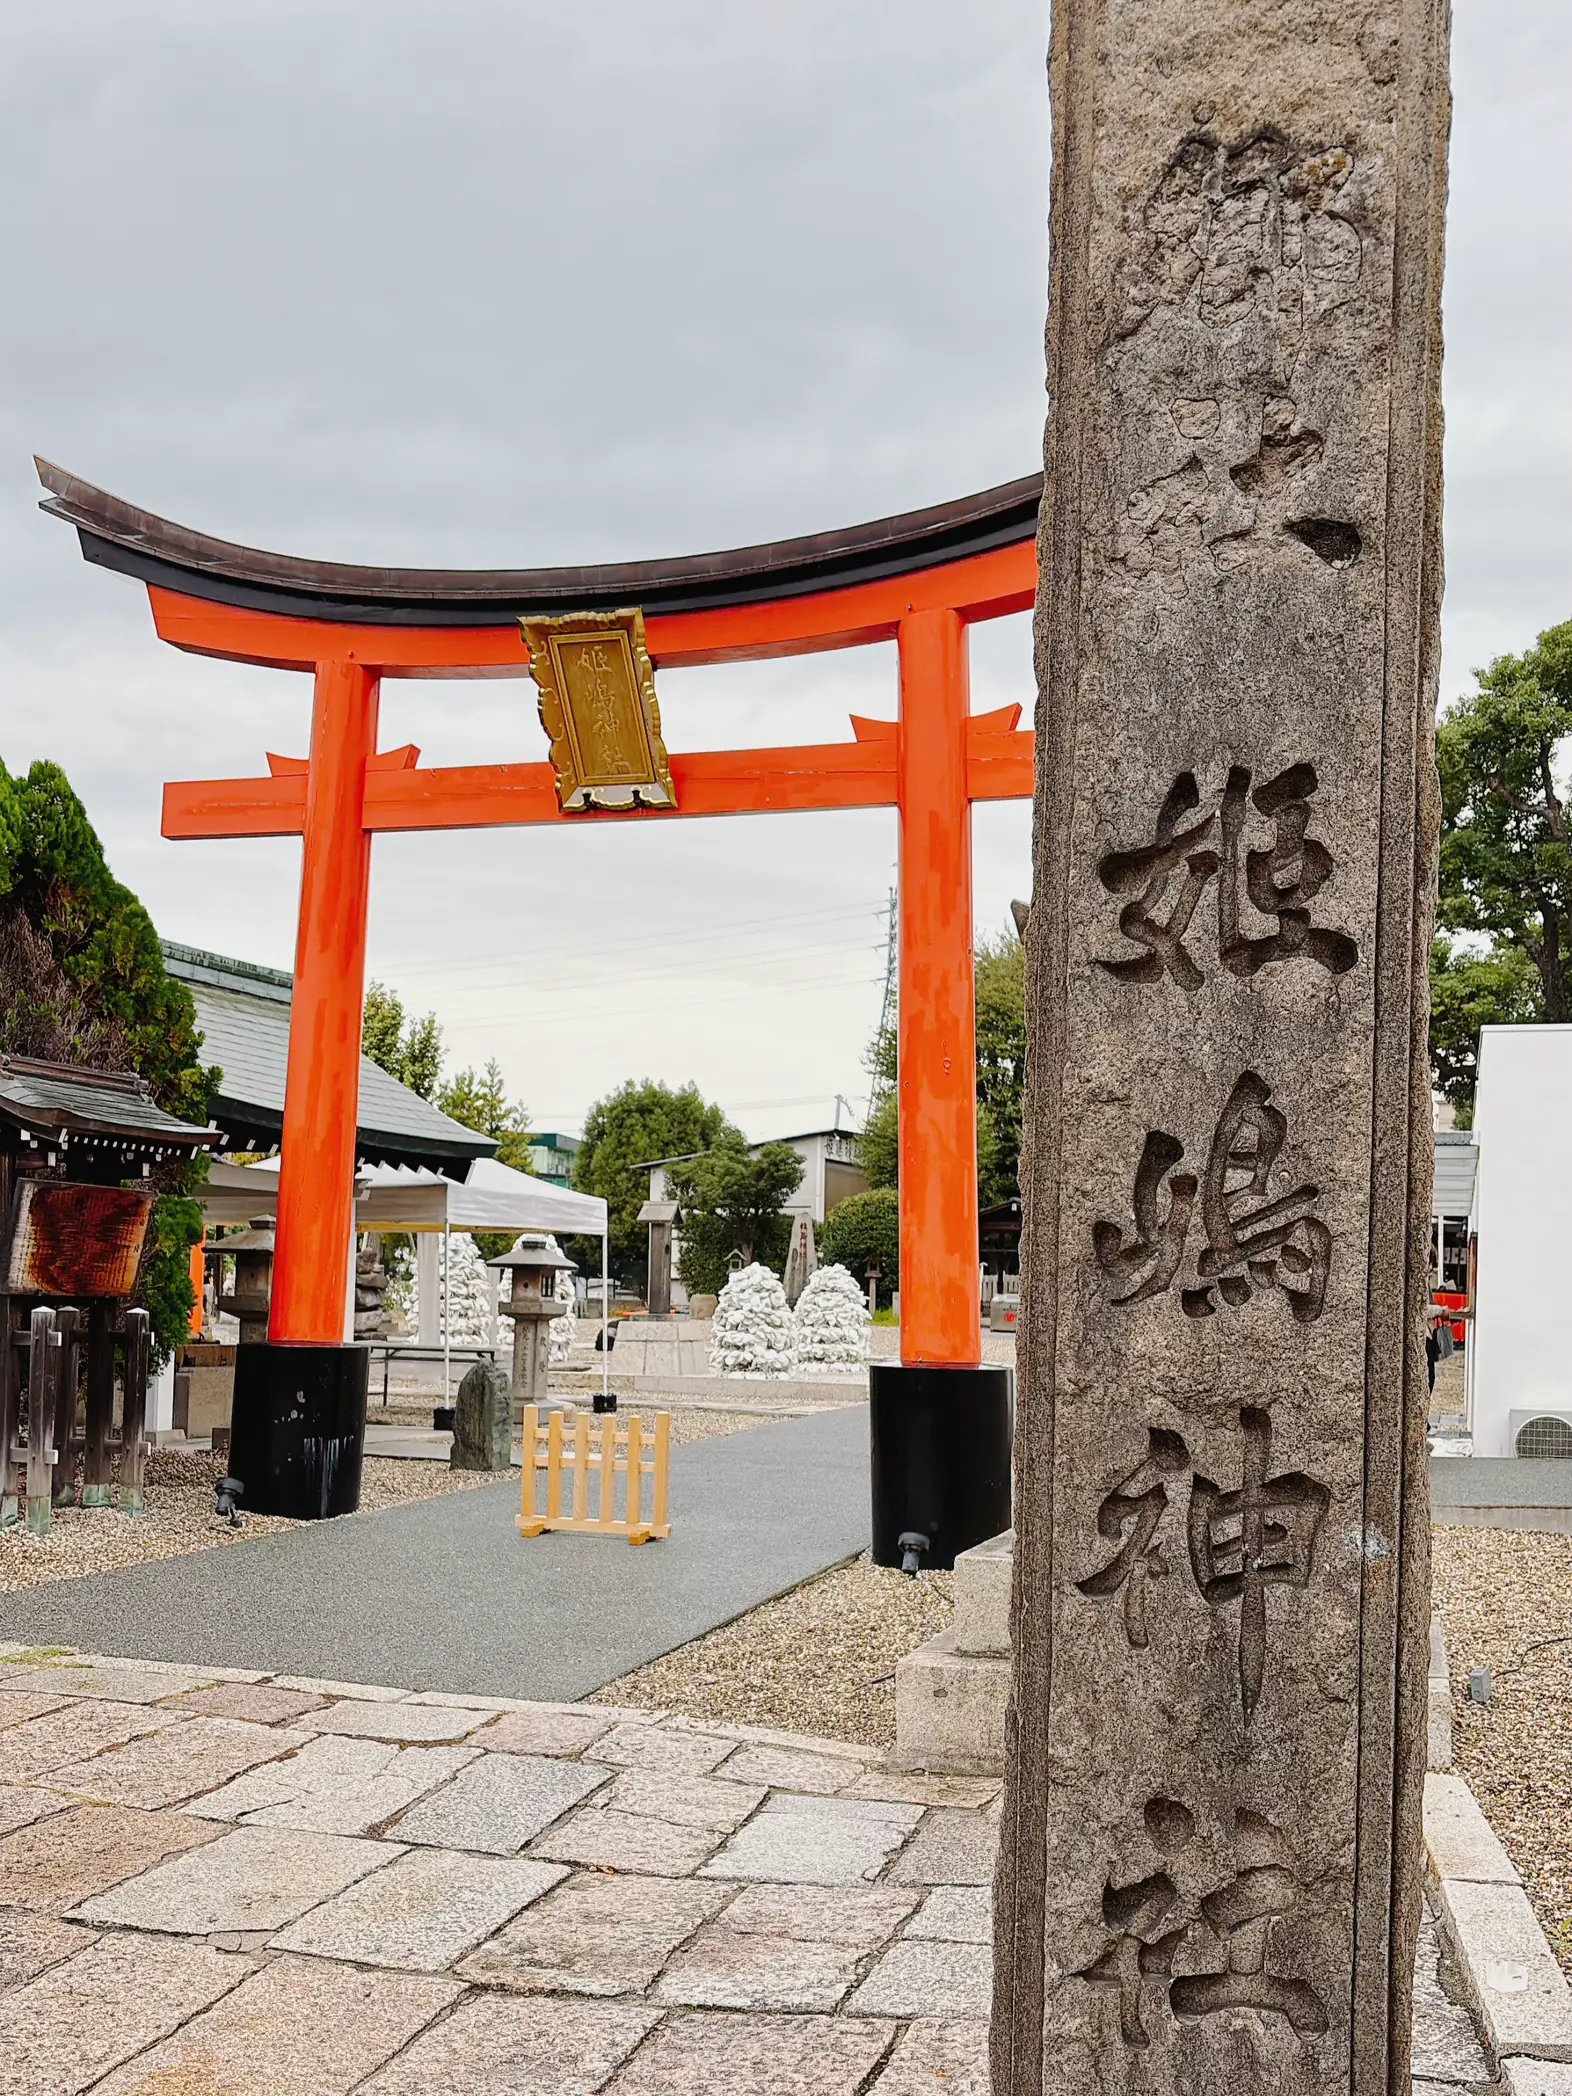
left=710, top=1262, right=796, bottom=1378
left=547, top=1244, right=577, bottom=1365
left=792, top=1261, right=869, bottom=1373
left=442, top=1234, right=494, bottom=1346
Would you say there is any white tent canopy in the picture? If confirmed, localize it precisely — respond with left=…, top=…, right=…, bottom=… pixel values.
left=353, top=1158, right=607, bottom=1237
left=200, top=1155, right=606, bottom=1236
left=198, top=1155, right=611, bottom=1400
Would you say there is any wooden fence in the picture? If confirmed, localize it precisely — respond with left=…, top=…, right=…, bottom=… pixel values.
left=517, top=1406, right=671, bottom=1545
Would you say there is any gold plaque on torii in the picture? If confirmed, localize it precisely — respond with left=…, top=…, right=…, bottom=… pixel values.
left=522, top=608, right=677, bottom=813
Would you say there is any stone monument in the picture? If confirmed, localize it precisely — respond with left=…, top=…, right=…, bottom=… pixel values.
left=450, top=1358, right=511, bottom=1473
left=993, top=5, right=1449, bottom=2094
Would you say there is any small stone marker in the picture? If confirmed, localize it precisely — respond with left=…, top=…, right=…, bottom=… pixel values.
left=994, top=4, right=1449, bottom=2094
left=451, top=1359, right=511, bottom=1473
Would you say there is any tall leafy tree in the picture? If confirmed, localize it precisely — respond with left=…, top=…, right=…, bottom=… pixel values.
left=1430, top=617, right=1572, bottom=1115
left=0, top=761, right=219, bottom=1360
left=438, top=1059, right=531, bottom=1171
left=435, top=1059, right=533, bottom=1260
left=669, top=1134, right=804, bottom=1296
left=361, top=982, right=443, bottom=1099
left=574, top=1079, right=731, bottom=1280
left=1429, top=937, right=1540, bottom=1127
left=818, top=1187, right=899, bottom=1308
left=857, top=1022, right=898, bottom=1191
left=974, top=927, right=1026, bottom=1209
left=1438, top=619, right=1572, bottom=1012
left=854, top=919, right=1027, bottom=1207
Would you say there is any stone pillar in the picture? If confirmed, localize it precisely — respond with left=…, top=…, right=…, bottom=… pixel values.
left=647, top=1220, right=672, bottom=1319
left=502, top=1293, right=555, bottom=1419
left=416, top=1236, right=441, bottom=1348
left=994, top=5, right=1449, bottom=2095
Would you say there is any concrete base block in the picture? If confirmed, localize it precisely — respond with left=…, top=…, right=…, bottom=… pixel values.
left=893, top=1627, right=1009, bottom=1775
left=953, top=1530, right=1013, bottom=1657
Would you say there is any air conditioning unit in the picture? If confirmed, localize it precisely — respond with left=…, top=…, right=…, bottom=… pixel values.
left=1508, top=1409, right=1572, bottom=1462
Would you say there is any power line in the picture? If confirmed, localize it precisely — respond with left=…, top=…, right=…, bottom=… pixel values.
left=424, top=933, right=887, bottom=1007
left=374, top=901, right=887, bottom=987
left=448, top=965, right=884, bottom=1033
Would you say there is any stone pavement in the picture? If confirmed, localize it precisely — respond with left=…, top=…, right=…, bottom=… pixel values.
left=0, top=1644, right=1002, bottom=2095
left=0, top=1404, right=870, bottom=1701
left=0, top=1646, right=1490, bottom=2095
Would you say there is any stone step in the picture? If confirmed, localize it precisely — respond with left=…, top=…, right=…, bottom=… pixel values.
left=953, top=1528, right=1013, bottom=1656
left=893, top=1626, right=1009, bottom=1776
left=892, top=1528, right=1014, bottom=1774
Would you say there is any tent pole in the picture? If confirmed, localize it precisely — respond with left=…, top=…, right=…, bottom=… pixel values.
left=601, top=1228, right=610, bottom=1413
left=442, top=1223, right=451, bottom=1396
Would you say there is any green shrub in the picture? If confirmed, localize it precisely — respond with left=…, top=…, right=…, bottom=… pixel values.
left=818, top=1188, right=899, bottom=1308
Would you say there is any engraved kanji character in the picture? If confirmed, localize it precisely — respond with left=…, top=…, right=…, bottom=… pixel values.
left=1182, top=1069, right=1331, bottom=1323
left=1187, top=1408, right=1330, bottom=1719
left=1218, top=762, right=1358, bottom=978
left=1096, top=772, right=1220, bottom=989
left=1169, top=1810, right=1328, bottom=2035
left=1076, top=1428, right=1191, bottom=1647
left=1078, top=1871, right=1188, bottom=2047
left=1093, top=1132, right=1197, bottom=1304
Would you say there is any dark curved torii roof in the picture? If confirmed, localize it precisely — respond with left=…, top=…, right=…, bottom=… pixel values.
left=36, top=457, right=1042, bottom=629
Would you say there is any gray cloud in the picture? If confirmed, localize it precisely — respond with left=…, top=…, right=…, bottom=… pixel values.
left=0, top=0, right=1562, bottom=1133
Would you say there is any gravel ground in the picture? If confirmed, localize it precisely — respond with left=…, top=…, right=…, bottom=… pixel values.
left=1, top=1408, right=769, bottom=1596
left=1432, top=1522, right=1572, bottom=1972
left=1, top=1447, right=500, bottom=1595
left=590, top=1550, right=955, bottom=1747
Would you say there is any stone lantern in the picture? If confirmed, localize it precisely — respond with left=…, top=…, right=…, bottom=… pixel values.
left=486, top=1235, right=575, bottom=1416
left=213, top=1217, right=275, bottom=1346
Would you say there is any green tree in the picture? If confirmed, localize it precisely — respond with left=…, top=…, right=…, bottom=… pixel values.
left=1428, top=618, right=1572, bottom=1115
left=669, top=1134, right=804, bottom=1296
left=974, top=927, right=1026, bottom=1208
left=436, top=1059, right=533, bottom=1258
left=361, top=981, right=443, bottom=1099
left=1438, top=619, right=1572, bottom=1014
left=574, top=1079, right=732, bottom=1281
left=857, top=1020, right=898, bottom=1191
left=1429, top=936, right=1541, bottom=1127
left=438, top=1059, right=531, bottom=1171
left=0, top=761, right=219, bottom=1361
left=818, top=1187, right=899, bottom=1308
left=854, top=919, right=1027, bottom=1207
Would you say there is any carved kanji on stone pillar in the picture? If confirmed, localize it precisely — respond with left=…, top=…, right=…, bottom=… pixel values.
left=994, top=3, right=1449, bottom=2093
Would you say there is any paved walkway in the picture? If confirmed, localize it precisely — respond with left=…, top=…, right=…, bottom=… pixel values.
left=0, top=1407, right=870, bottom=1703
left=0, top=1647, right=1490, bottom=2095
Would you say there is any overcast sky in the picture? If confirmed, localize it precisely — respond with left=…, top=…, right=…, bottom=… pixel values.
left=1, top=1, right=1566, bottom=1140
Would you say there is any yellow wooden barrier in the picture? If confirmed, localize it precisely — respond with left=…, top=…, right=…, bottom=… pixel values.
left=517, top=1407, right=671, bottom=1545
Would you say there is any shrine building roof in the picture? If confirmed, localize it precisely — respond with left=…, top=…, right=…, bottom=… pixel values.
left=163, top=943, right=496, bottom=1176
left=0, top=1058, right=215, bottom=1155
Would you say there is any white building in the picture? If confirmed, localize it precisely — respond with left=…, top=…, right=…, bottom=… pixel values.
left=1465, top=1025, right=1572, bottom=1459
left=639, top=1122, right=868, bottom=1311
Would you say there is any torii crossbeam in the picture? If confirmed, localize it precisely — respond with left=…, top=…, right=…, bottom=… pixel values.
left=39, top=458, right=1038, bottom=1553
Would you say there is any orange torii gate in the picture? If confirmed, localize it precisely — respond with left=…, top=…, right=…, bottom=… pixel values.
left=38, top=459, right=1035, bottom=1560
